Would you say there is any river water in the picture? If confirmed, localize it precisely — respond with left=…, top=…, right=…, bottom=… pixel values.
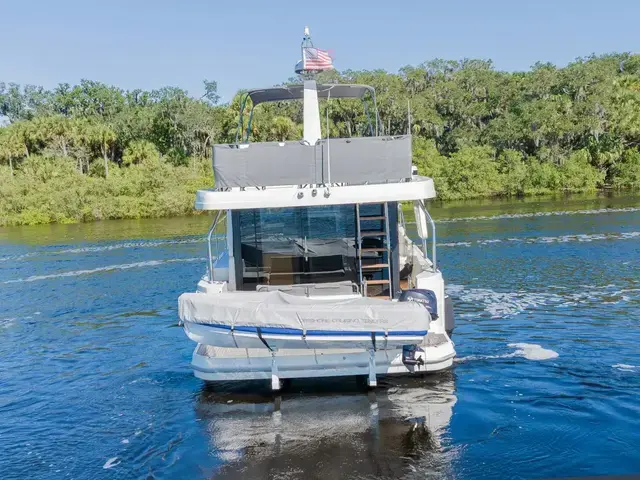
left=1, top=194, right=639, bottom=479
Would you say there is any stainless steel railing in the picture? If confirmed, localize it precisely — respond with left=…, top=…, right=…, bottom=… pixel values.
left=206, top=210, right=226, bottom=282
left=419, top=200, right=437, bottom=272
left=408, top=200, right=437, bottom=272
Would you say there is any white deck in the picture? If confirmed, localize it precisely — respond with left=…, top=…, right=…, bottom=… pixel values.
left=195, top=176, right=436, bottom=210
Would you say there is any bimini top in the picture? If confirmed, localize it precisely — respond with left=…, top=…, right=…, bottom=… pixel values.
left=245, top=84, right=374, bottom=106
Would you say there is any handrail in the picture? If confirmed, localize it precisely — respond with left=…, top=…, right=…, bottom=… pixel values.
left=206, top=210, right=224, bottom=282
left=398, top=203, right=406, bottom=231
left=419, top=199, right=437, bottom=272
left=235, top=92, right=250, bottom=145
left=371, top=88, right=380, bottom=136
left=245, top=105, right=255, bottom=143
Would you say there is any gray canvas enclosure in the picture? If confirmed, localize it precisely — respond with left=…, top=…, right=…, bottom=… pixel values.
left=213, top=135, right=412, bottom=188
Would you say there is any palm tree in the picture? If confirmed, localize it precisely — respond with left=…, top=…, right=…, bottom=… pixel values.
left=122, top=139, right=159, bottom=166
left=90, top=123, right=116, bottom=178
left=0, top=126, right=25, bottom=176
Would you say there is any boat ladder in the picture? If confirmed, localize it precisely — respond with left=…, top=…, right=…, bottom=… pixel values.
left=356, top=202, right=393, bottom=299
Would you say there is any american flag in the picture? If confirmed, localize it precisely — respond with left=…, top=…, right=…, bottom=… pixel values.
left=303, top=47, right=334, bottom=71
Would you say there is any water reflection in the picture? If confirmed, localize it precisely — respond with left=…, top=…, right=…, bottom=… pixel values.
left=195, top=373, right=457, bottom=479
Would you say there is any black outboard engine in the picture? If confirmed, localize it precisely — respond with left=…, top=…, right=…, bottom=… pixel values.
left=398, top=289, right=438, bottom=367
left=397, top=289, right=438, bottom=319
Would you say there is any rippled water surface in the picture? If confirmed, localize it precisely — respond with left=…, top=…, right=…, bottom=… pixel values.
left=1, top=194, right=639, bottom=479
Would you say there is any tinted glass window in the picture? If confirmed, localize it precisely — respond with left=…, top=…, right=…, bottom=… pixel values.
left=238, top=205, right=359, bottom=288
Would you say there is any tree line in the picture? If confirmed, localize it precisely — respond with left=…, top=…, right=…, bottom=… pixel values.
left=1, top=53, right=640, bottom=225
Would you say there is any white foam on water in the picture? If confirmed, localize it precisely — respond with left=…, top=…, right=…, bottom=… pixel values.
left=446, top=283, right=560, bottom=318
left=508, top=343, right=559, bottom=360
left=436, top=206, right=640, bottom=223
left=522, top=231, right=640, bottom=244
left=56, top=237, right=206, bottom=255
left=446, top=283, right=639, bottom=319
left=0, top=236, right=210, bottom=263
left=455, top=352, right=516, bottom=363
left=0, top=318, right=17, bottom=329
left=3, top=257, right=206, bottom=284
left=612, top=364, right=638, bottom=371
left=478, top=239, right=503, bottom=245
left=0, top=252, right=38, bottom=263
left=103, top=457, right=120, bottom=469
left=438, top=241, right=473, bottom=247
left=438, top=231, right=640, bottom=248
left=457, top=343, right=559, bottom=363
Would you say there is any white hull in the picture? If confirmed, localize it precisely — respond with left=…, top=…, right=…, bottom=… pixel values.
left=191, top=335, right=456, bottom=382
left=183, top=321, right=428, bottom=350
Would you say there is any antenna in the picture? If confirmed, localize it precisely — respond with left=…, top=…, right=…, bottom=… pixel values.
left=407, top=100, right=412, bottom=135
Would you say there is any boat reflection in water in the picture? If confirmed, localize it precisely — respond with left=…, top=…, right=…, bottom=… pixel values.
left=195, top=373, right=457, bottom=479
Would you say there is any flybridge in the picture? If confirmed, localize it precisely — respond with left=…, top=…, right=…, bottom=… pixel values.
left=213, top=82, right=413, bottom=189
left=213, top=79, right=414, bottom=189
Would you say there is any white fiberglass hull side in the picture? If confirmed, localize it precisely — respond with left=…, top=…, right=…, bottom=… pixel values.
left=191, top=339, right=456, bottom=382
left=183, top=321, right=428, bottom=350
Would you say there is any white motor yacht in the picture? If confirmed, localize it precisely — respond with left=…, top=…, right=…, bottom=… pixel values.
left=179, top=31, right=456, bottom=390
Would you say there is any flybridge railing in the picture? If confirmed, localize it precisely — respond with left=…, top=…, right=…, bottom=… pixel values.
left=235, top=84, right=382, bottom=144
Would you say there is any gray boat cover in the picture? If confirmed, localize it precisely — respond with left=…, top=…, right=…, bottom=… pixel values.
left=179, top=291, right=430, bottom=333
left=212, top=135, right=412, bottom=189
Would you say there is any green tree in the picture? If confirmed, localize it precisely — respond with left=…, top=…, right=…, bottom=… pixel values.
left=0, top=127, right=24, bottom=176
left=122, top=139, right=159, bottom=166
left=88, top=123, right=117, bottom=177
left=612, top=148, right=640, bottom=189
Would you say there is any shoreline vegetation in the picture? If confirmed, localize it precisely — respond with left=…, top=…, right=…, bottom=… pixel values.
left=2, top=54, right=640, bottom=226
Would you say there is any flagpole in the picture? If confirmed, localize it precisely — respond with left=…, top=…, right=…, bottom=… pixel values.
left=301, top=27, right=307, bottom=75
left=300, top=26, right=318, bottom=80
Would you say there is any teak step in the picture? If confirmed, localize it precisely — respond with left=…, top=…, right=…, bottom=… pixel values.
left=365, top=279, right=390, bottom=285
left=373, top=295, right=391, bottom=300
left=361, top=263, right=389, bottom=269
left=361, top=247, right=387, bottom=253
left=359, top=215, right=387, bottom=220
left=360, top=231, right=386, bottom=237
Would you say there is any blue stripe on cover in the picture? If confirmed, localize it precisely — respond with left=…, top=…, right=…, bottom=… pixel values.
left=305, top=329, right=370, bottom=337
left=197, top=323, right=427, bottom=338
left=261, top=327, right=304, bottom=335
left=234, top=325, right=258, bottom=333
left=386, top=331, right=428, bottom=337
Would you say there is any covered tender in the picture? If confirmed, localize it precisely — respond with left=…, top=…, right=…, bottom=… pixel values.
left=179, top=290, right=431, bottom=335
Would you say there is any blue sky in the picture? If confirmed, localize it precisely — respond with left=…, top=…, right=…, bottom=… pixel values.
left=1, top=0, right=638, bottom=101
